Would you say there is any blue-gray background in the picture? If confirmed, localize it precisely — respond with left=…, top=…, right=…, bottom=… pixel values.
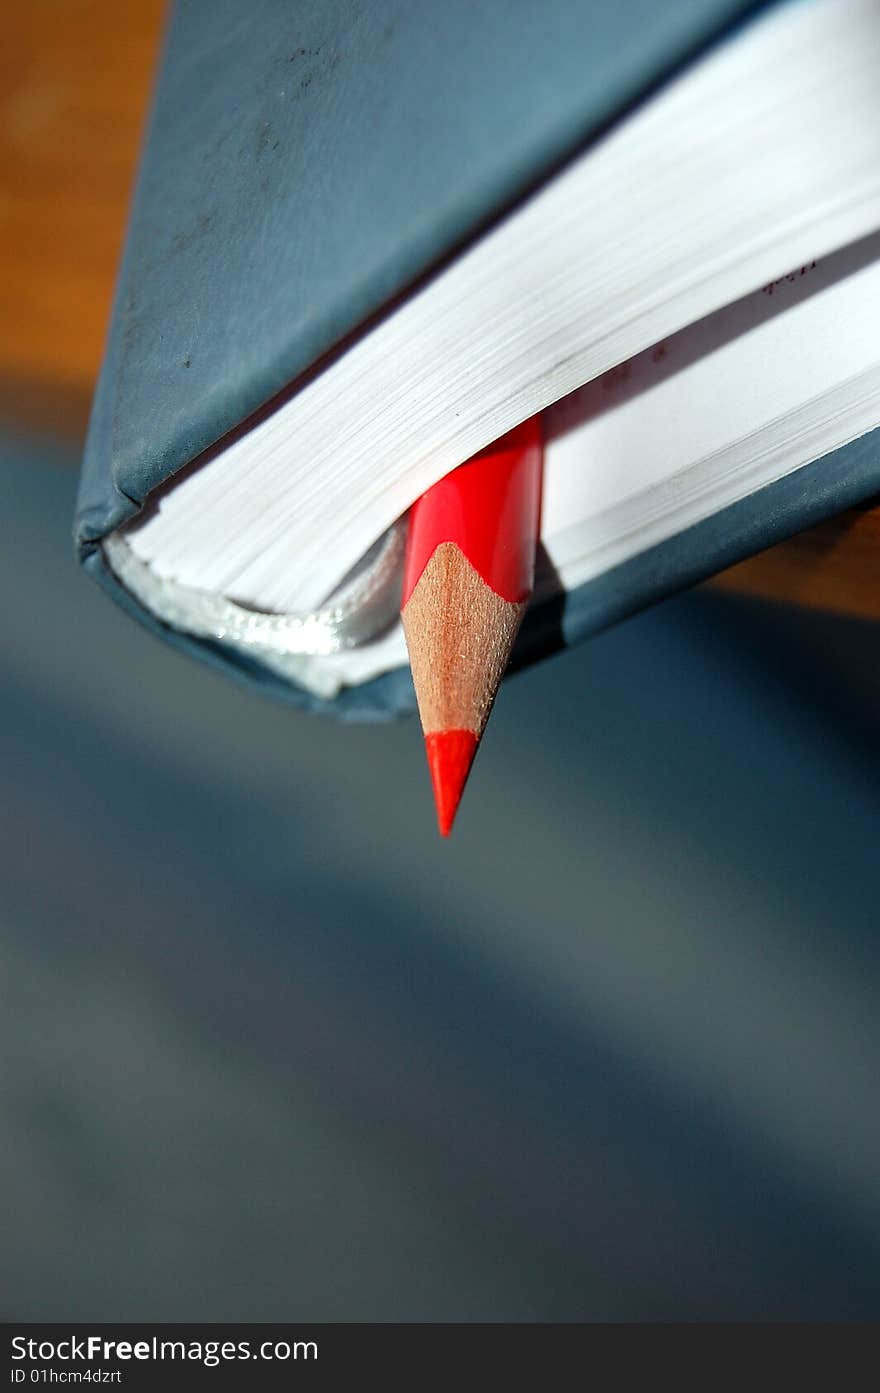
left=3, top=430, right=880, bottom=1320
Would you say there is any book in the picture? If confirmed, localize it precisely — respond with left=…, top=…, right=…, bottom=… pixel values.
left=77, top=0, right=880, bottom=717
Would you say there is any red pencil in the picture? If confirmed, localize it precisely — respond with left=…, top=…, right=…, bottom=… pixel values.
left=401, top=416, right=543, bottom=836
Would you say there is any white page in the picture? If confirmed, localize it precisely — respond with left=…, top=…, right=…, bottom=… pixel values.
left=542, top=234, right=880, bottom=549
left=109, top=231, right=880, bottom=697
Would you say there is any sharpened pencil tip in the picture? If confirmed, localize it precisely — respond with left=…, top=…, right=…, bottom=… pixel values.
left=424, top=729, right=478, bottom=836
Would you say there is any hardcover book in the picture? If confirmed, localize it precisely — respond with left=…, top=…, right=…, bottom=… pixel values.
left=76, top=0, right=880, bottom=716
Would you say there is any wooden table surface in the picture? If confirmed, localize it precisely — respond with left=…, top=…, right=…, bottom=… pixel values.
left=1, top=0, right=876, bottom=620
left=0, top=0, right=166, bottom=436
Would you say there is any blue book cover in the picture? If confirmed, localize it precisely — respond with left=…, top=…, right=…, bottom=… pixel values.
left=75, top=0, right=880, bottom=717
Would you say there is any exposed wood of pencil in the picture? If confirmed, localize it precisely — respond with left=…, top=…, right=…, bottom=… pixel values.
left=401, top=542, right=526, bottom=835
left=402, top=542, right=526, bottom=737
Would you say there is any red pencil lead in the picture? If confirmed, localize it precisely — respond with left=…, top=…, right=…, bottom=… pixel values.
left=401, top=417, right=543, bottom=836
left=425, top=729, right=479, bottom=836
